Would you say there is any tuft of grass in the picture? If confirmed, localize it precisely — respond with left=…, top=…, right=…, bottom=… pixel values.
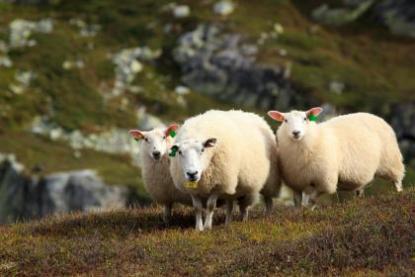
left=0, top=188, right=413, bottom=276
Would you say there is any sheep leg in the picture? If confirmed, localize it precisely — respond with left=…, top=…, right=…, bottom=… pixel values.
left=191, top=195, right=204, bottom=231
left=293, top=191, right=302, bottom=208
left=302, top=192, right=310, bottom=207
left=308, top=190, right=323, bottom=211
left=394, top=180, right=403, bottom=192
left=204, top=194, right=218, bottom=230
left=162, top=203, right=172, bottom=224
left=225, top=200, right=234, bottom=225
left=264, top=196, right=273, bottom=214
left=355, top=189, right=365, bottom=198
left=240, top=206, right=249, bottom=222
left=238, top=193, right=258, bottom=222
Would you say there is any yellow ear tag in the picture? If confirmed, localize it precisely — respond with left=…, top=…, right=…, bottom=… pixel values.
left=184, top=181, right=198, bottom=189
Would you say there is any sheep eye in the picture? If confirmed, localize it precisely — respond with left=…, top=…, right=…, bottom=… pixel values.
left=201, top=148, right=205, bottom=153
left=178, top=150, right=182, bottom=155
left=304, top=117, right=307, bottom=121
left=163, top=136, right=166, bottom=139
left=284, top=119, right=288, bottom=123
left=144, top=137, right=149, bottom=142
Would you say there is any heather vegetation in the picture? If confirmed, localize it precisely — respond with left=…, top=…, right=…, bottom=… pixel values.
left=0, top=188, right=413, bottom=276
left=0, top=0, right=414, bottom=274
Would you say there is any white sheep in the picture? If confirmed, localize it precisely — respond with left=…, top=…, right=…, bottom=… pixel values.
left=169, top=110, right=281, bottom=231
left=129, top=124, right=191, bottom=223
left=267, top=107, right=405, bottom=206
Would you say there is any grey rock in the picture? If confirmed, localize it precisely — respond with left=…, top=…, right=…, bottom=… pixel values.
left=213, top=1, right=235, bottom=16
left=312, top=1, right=374, bottom=26
left=0, top=155, right=128, bottom=224
left=374, top=0, right=415, bottom=38
left=175, top=85, right=190, bottom=95
left=111, top=47, right=161, bottom=96
left=62, top=59, right=85, bottom=70
left=0, top=40, right=8, bottom=52
left=173, top=5, right=190, bottom=18
left=9, top=18, right=53, bottom=48
left=310, top=0, right=415, bottom=38
left=329, top=81, right=345, bottom=95
left=390, top=102, right=415, bottom=140
left=389, top=102, right=415, bottom=163
left=0, top=55, right=12, bottom=68
left=69, top=18, right=101, bottom=37
left=174, top=24, right=312, bottom=110
left=30, top=117, right=142, bottom=167
left=136, top=107, right=165, bottom=130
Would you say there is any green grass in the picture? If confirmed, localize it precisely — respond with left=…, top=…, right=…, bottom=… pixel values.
left=1, top=0, right=414, bottom=122
left=0, top=0, right=414, bottom=210
left=2, top=0, right=414, bottom=122
left=0, top=188, right=413, bottom=276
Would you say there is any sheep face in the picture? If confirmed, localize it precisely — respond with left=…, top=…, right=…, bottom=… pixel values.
left=129, top=124, right=178, bottom=161
left=268, top=107, right=323, bottom=141
left=171, top=138, right=217, bottom=182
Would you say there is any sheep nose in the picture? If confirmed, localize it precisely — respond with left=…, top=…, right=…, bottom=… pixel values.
left=152, top=151, right=161, bottom=159
left=186, top=171, right=198, bottom=180
left=292, top=131, right=300, bottom=137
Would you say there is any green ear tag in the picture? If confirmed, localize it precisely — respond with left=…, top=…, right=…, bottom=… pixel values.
left=169, top=130, right=176, bottom=138
left=169, top=146, right=178, bottom=157
left=308, top=114, right=318, bottom=122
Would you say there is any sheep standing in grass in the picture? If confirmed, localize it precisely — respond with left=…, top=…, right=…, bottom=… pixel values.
left=129, top=124, right=191, bottom=223
left=227, top=110, right=281, bottom=213
left=268, top=107, right=405, bottom=207
left=169, top=110, right=281, bottom=231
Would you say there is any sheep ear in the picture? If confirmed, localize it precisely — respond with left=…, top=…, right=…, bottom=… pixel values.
left=267, top=111, right=285, bottom=122
left=165, top=123, right=179, bottom=137
left=129, top=129, right=145, bottom=140
left=203, top=138, right=217, bottom=148
left=306, top=107, right=323, bottom=117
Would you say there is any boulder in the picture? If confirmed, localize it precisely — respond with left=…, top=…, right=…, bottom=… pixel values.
left=174, top=24, right=313, bottom=110
left=389, top=102, right=415, bottom=165
left=213, top=1, right=235, bottom=16
left=374, top=0, right=415, bottom=38
left=173, top=5, right=190, bottom=18
left=0, top=155, right=128, bottom=224
left=312, top=1, right=374, bottom=26
left=310, top=0, right=415, bottom=38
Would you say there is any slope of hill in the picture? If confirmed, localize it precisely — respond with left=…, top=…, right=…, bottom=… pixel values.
left=0, top=188, right=414, bottom=276
left=0, top=0, right=414, bottom=218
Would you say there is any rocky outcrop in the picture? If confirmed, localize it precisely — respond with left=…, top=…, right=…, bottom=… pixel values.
left=312, top=0, right=415, bottom=38
left=30, top=108, right=165, bottom=168
left=174, top=24, right=313, bottom=110
left=374, top=0, right=415, bottom=38
left=390, top=102, right=415, bottom=166
left=9, top=18, right=53, bottom=48
left=0, top=154, right=128, bottom=224
left=312, top=0, right=374, bottom=26
left=111, top=46, right=161, bottom=97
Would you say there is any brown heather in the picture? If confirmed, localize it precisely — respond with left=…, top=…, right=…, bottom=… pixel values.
left=0, top=188, right=414, bottom=276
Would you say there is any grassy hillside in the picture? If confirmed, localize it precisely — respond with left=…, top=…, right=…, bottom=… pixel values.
left=0, top=132, right=149, bottom=202
left=0, top=1, right=414, bottom=274
left=2, top=0, right=415, bottom=123
left=0, top=1, right=414, bottom=198
left=0, top=188, right=414, bottom=276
